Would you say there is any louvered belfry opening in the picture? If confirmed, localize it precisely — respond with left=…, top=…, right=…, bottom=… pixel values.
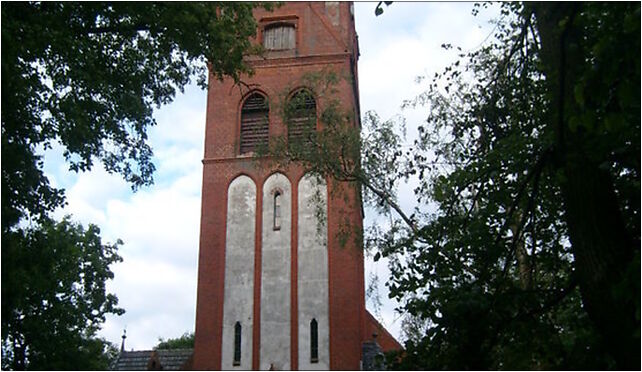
left=240, top=93, right=269, bottom=154
left=263, top=23, right=295, bottom=50
left=287, top=90, right=316, bottom=146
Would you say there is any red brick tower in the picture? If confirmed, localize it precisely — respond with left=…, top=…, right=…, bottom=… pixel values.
left=192, top=3, right=372, bottom=369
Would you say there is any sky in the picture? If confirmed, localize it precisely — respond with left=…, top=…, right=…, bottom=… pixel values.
left=42, top=2, right=501, bottom=351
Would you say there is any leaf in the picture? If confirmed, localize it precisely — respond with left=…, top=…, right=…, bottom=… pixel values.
left=568, top=115, right=581, bottom=133
left=574, top=84, right=585, bottom=106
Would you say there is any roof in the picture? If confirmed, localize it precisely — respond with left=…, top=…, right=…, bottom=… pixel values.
left=111, top=349, right=193, bottom=371
left=364, top=310, right=403, bottom=352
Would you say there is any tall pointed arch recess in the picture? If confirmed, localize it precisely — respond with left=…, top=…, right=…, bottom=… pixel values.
left=221, top=175, right=256, bottom=369
left=260, top=172, right=292, bottom=370
left=297, top=173, right=329, bottom=369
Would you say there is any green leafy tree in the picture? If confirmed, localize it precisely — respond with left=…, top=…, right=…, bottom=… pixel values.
left=1, top=217, right=123, bottom=370
left=154, top=332, right=195, bottom=350
left=528, top=4, right=640, bottom=369
left=2, top=2, right=267, bottom=369
left=1, top=2, right=264, bottom=229
left=266, top=2, right=639, bottom=369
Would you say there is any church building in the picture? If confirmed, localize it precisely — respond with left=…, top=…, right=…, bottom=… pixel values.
left=190, top=2, right=401, bottom=370
left=111, top=3, right=400, bottom=370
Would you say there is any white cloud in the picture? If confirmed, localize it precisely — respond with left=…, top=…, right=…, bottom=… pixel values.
left=47, top=152, right=202, bottom=349
left=93, top=88, right=205, bottom=349
left=100, top=256, right=197, bottom=351
left=149, top=86, right=207, bottom=149
left=104, top=178, right=201, bottom=267
left=39, top=85, right=206, bottom=350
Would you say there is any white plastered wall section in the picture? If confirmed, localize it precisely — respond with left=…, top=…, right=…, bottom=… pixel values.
left=222, top=175, right=256, bottom=370
left=260, top=173, right=292, bottom=370
left=297, top=174, right=330, bottom=369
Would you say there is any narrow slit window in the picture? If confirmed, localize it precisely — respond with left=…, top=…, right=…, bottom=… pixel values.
left=310, top=318, right=318, bottom=363
left=273, top=191, right=282, bottom=230
left=233, top=321, right=242, bottom=366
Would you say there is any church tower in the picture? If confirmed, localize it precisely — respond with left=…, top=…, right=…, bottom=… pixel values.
left=193, top=3, right=376, bottom=369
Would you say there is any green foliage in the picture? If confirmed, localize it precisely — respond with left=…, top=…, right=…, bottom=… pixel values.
left=390, top=3, right=639, bottom=369
left=2, top=3, right=266, bottom=369
left=260, top=68, right=365, bottom=249
left=374, top=1, right=393, bottom=16
left=268, top=2, right=639, bottom=369
left=525, top=3, right=640, bottom=368
left=1, top=217, right=124, bottom=370
left=154, top=332, right=195, bottom=350
left=387, top=3, right=639, bottom=368
left=2, top=336, right=120, bottom=371
left=1, top=2, right=264, bottom=229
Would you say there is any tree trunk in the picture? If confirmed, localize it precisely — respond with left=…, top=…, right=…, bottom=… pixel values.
left=532, top=3, right=640, bottom=369
left=563, top=153, right=638, bottom=369
left=511, top=211, right=532, bottom=290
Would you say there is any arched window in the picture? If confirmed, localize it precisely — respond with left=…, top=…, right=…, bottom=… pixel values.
left=233, top=321, right=242, bottom=365
left=240, top=93, right=269, bottom=154
left=287, top=90, right=316, bottom=146
left=310, top=318, right=319, bottom=363
left=263, top=23, right=295, bottom=50
left=273, top=191, right=282, bottom=230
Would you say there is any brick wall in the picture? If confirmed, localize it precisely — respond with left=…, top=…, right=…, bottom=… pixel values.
left=193, top=3, right=367, bottom=369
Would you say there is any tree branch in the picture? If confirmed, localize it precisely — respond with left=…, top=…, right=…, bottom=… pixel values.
left=492, top=148, right=550, bottom=251
left=83, top=22, right=152, bottom=36
left=487, top=148, right=549, bottom=304
left=350, top=172, right=419, bottom=235
left=500, top=153, right=543, bottom=281
left=514, top=275, right=578, bottom=321
left=484, top=10, right=532, bottom=92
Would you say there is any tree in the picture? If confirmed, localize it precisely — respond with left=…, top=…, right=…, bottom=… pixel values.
left=1, top=217, right=123, bottom=370
left=528, top=3, right=640, bottom=369
left=154, top=332, right=195, bottom=350
left=2, top=2, right=267, bottom=369
left=1, top=2, right=265, bottom=230
left=266, top=2, right=639, bottom=369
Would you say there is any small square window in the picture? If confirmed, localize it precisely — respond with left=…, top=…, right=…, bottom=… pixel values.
left=263, top=23, right=295, bottom=50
